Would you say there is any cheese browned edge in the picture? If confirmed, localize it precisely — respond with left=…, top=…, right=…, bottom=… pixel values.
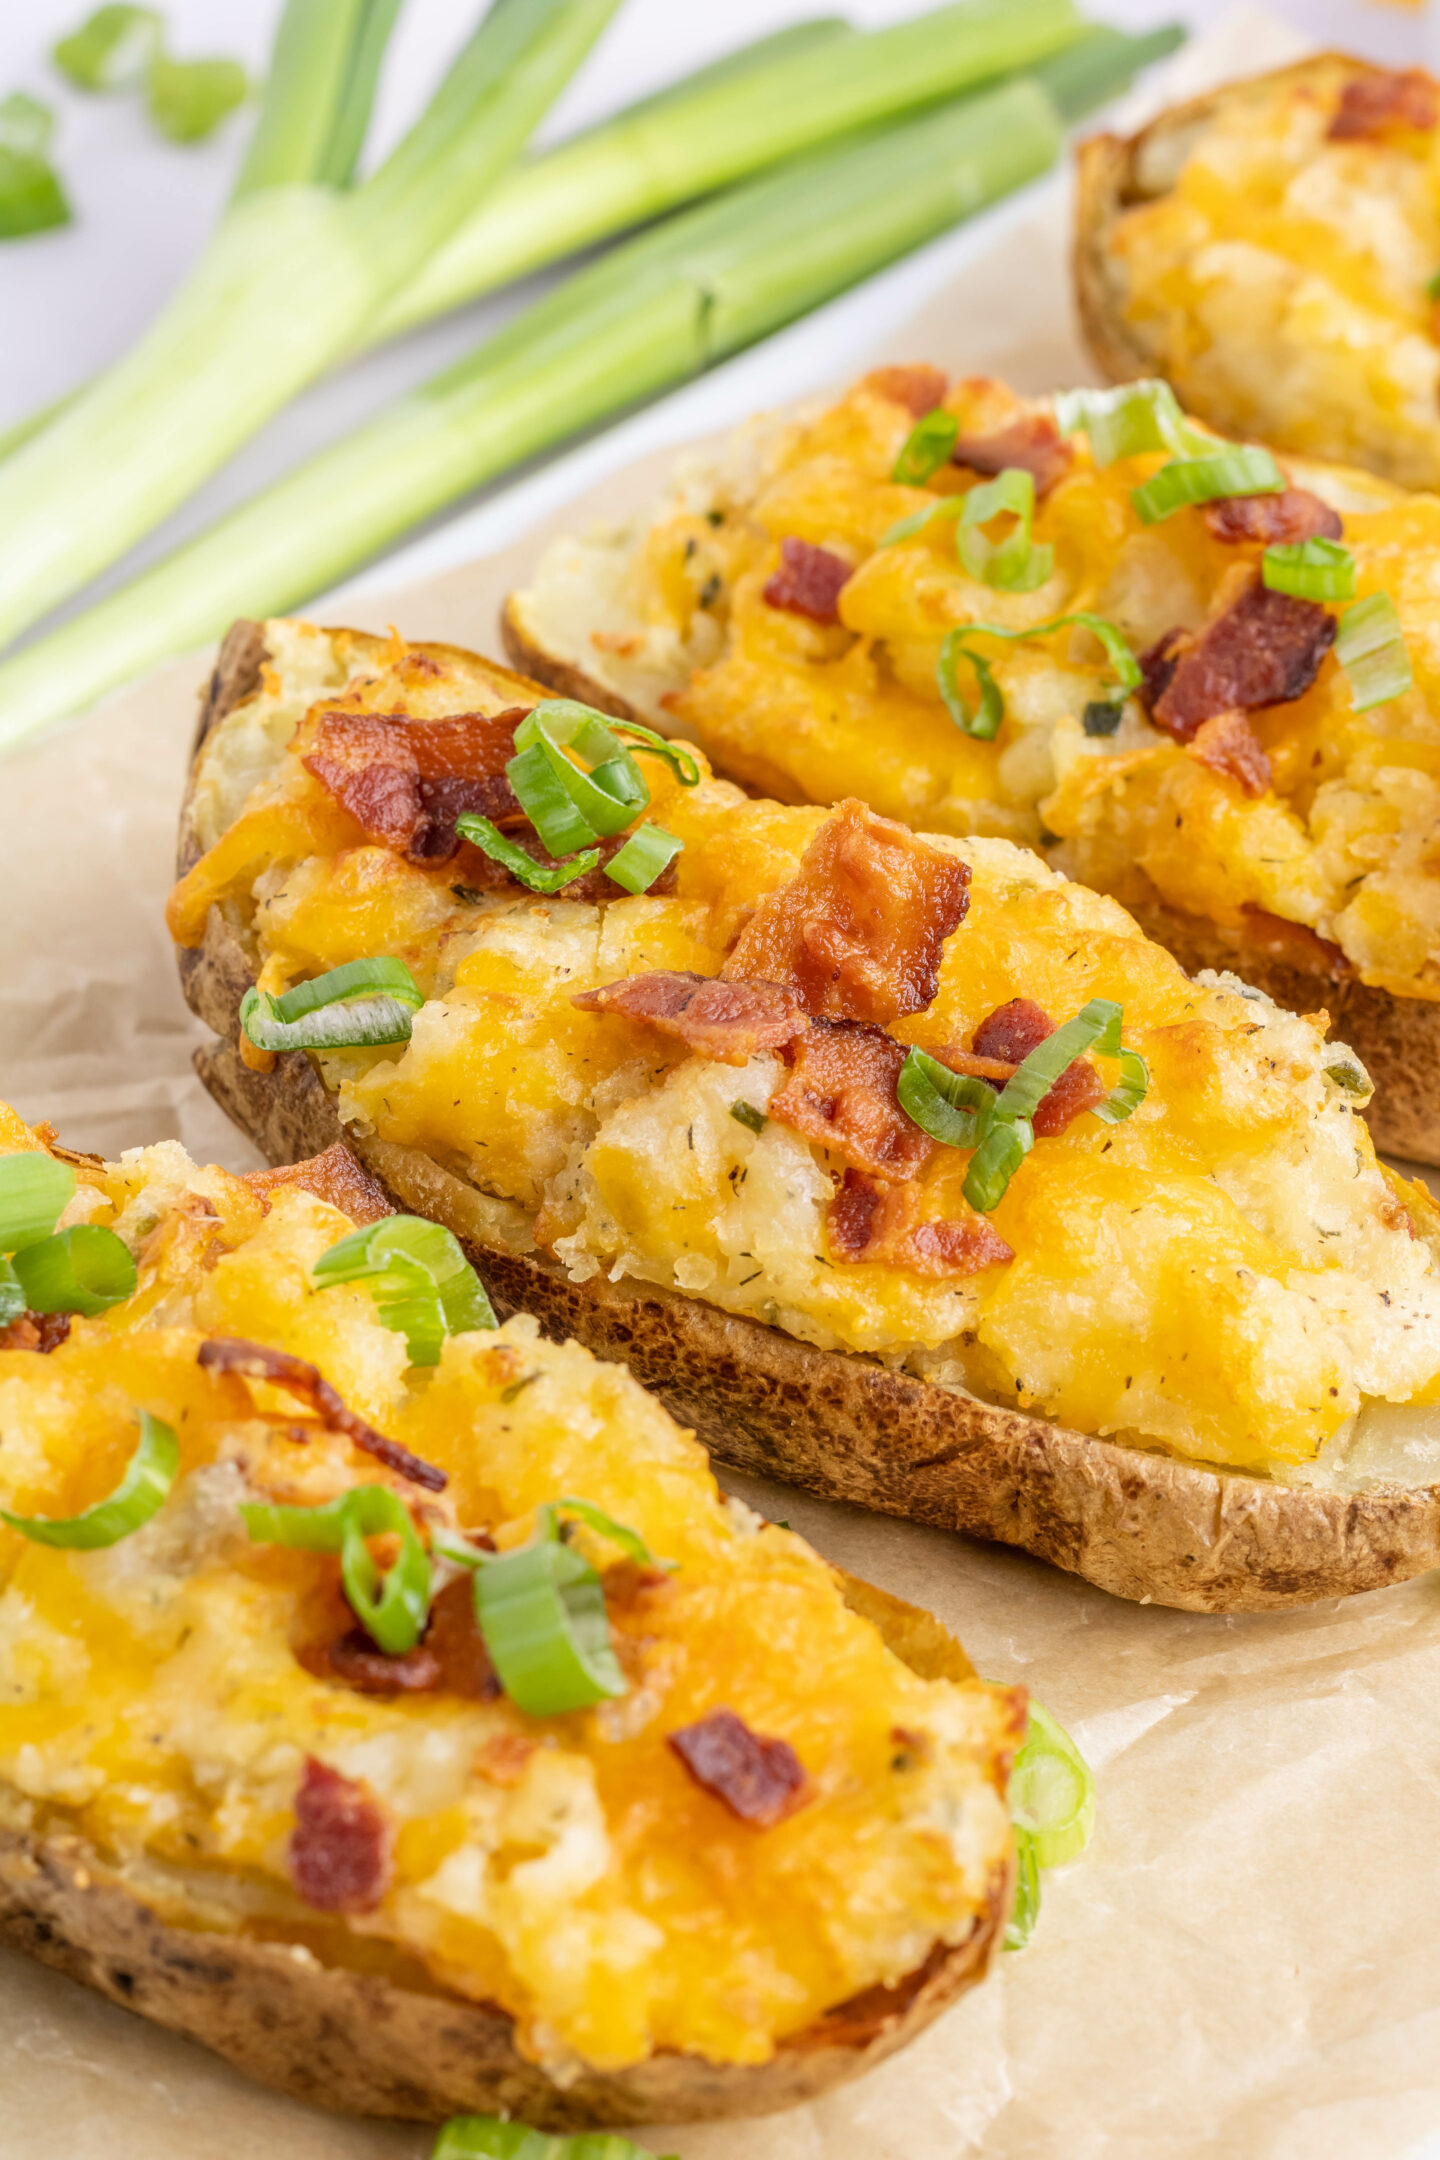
left=176, top=623, right=1440, bottom=1617
left=0, top=1570, right=1003, bottom=2127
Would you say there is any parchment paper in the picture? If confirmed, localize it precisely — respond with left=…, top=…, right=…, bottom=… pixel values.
left=5, top=13, right=1438, bottom=2157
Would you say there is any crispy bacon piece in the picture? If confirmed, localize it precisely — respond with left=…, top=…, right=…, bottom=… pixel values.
left=1188, top=710, right=1273, bottom=797
left=244, top=1143, right=393, bottom=1228
left=971, top=997, right=1051, bottom=1066
left=289, top=1757, right=391, bottom=1914
left=952, top=411, right=1074, bottom=500
left=724, top=800, right=970, bottom=1025
left=866, top=363, right=949, bottom=417
left=1144, top=580, right=1336, bottom=743
left=0, top=1310, right=71, bottom=1354
left=1328, top=67, right=1438, bottom=141
left=763, top=538, right=854, bottom=625
left=299, top=1578, right=500, bottom=1699
left=667, top=1708, right=810, bottom=1826
left=197, top=1337, right=447, bottom=1492
left=826, top=1169, right=1015, bottom=1276
left=1204, top=489, right=1342, bottom=546
left=964, top=999, right=1107, bottom=1135
left=571, top=971, right=807, bottom=1066
left=302, top=706, right=526, bottom=863
left=768, top=1020, right=932, bottom=1179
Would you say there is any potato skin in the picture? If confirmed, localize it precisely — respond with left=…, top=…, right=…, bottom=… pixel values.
left=177, top=625, right=1440, bottom=1616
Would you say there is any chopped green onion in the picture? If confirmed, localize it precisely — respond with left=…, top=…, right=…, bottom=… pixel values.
left=606, top=719, right=701, bottom=789
left=1336, top=590, right=1412, bottom=713
left=1, top=1409, right=177, bottom=1549
left=433, top=2119, right=676, bottom=2160
left=242, top=1483, right=431, bottom=1655
left=1131, top=445, right=1285, bottom=526
left=1053, top=377, right=1208, bottom=467
left=1262, top=537, right=1356, bottom=603
left=53, top=5, right=163, bottom=91
left=12, top=1224, right=137, bottom=1316
left=878, top=493, right=966, bottom=550
left=0, top=1153, right=76, bottom=1251
left=896, top=1048, right=991, bottom=1149
left=1004, top=1826, right=1041, bottom=1952
left=550, top=1496, right=670, bottom=1569
left=0, top=93, right=55, bottom=159
left=0, top=119, right=71, bottom=240
left=1325, top=1059, right=1373, bottom=1099
left=604, top=822, right=683, bottom=895
left=314, top=1214, right=495, bottom=1363
left=937, top=610, right=1140, bottom=741
left=240, top=956, right=423, bottom=1053
left=0, top=1261, right=26, bottom=1329
left=730, top=1100, right=766, bottom=1134
left=891, top=406, right=959, bottom=487
left=471, top=1498, right=664, bottom=1716
left=455, top=814, right=601, bottom=894
left=507, top=738, right=612, bottom=853
left=962, top=1116, right=1033, bottom=1213
left=958, top=466, right=1054, bottom=592
left=147, top=55, right=250, bottom=146
left=1010, top=1698, right=1096, bottom=1869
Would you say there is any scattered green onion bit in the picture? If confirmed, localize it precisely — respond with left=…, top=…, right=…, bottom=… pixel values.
left=899, top=999, right=1149, bottom=1213
left=455, top=815, right=601, bottom=895
left=878, top=493, right=966, bottom=550
left=314, top=1215, right=496, bottom=1365
left=0, top=1152, right=76, bottom=1251
left=1336, top=590, right=1413, bottom=713
left=1000, top=1694, right=1094, bottom=1952
left=957, top=465, right=1054, bottom=593
left=433, top=2119, right=676, bottom=2160
left=1004, top=1828, right=1041, bottom=1952
left=936, top=611, right=1140, bottom=742
left=12, top=1224, right=137, bottom=1317
left=2, top=1409, right=177, bottom=1549
left=604, top=821, right=682, bottom=895
left=506, top=699, right=699, bottom=865
left=891, top=405, right=958, bottom=487
left=240, top=957, right=424, bottom=1054
left=53, top=5, right=163, bottom=92
left=1053, top=378, right=1209, bottom=467
left=1262, top=537, right=1356, bottom=603
left=1130, top=445, right=1284, bottom=526
left=0, top=94, right=70, bottom=240
left=0, top=1260, right=26, bottom=1330
left=147, top=54, right=249, bottom=145
left=242, top=1484, right=431, bottom=1656
left=1325, top=1060, right=1373, bottom=1099
left=730, top=1100, right=766, bottom=1135
left=0, top=92, right=55, bottom=159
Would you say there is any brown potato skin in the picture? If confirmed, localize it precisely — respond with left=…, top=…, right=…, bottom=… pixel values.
left=176, top=625, right=1440, bottom=1616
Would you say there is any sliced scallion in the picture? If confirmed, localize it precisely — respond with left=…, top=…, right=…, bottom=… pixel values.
left=0, top=1260, right=26, bottom=1330
left=240, top=956, right=424, bottom=1053
left=242, top=1483, right=431, bottom=1655
left=896, top=1048, right=991, bottom=1149
left=12, top=1224, right=137, bottom=1316
left=1336, top=591, right=1412, bottom=712
left=604, top=822, right=682, bottom=895
left=0, top=93, right=56, bottom=159
left=433, top=2118, right=676, bottom=2160
left=1131, top=445, right=1284, bottom=526
left=1, top=1409, right=177, bottom=1549
left=1004, top=1826, right=1041, bottom=1952
left=0, top=1153, right=76, bottom=1251
left=879, top=493, right=967, bottom=550
left=1009, top=1698, right=1096, bottom=1869
left=53, top=5, right=163, bottom=92
left=937, top=610, right=1140, bottom=740
left=0, top=95, right=70, bottom=240
left=891, top=406, right=959, bottom=487
left=730, top=1100, right=766, bottom=1135
left=1262, top=537, right=1356, bottom=603
left=314, top=1214, right=496, bottom=1364
left=1053, top=377, right=1208, bottom=467
left=958, top=466, right=1054, bottom=592
left=470, top=1498, right=665, bottom=1717
left=147, top=55, right=250, bottom=146
left=455, top=814, right=601, bottom=894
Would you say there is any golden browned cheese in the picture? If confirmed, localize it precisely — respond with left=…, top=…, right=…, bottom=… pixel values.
left=169, top=625, right=1440, bottom=1478
left=0, top=1102, right=1017, bottom=2075
left=509, top=369, right=1440, bottom=1006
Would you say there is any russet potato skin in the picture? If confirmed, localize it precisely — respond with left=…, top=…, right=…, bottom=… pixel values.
left=173, top=623, right=1440, bottom=1614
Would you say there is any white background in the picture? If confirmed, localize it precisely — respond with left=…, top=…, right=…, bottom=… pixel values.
left=0, top=0, right=1426, bottom=636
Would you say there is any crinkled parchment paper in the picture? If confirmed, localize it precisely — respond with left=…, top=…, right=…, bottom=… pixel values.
left=3, top=13, right=1438, bottom=2158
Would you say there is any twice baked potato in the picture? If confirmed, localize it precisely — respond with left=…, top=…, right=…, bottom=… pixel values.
left=502, top=364, right=1440, bottom=1162
left=0, top=1102, right=1020, bottom=2125
left=170, top=620, right=1440, bottom=1614
left=1075, top=56, right=1440, bottom=491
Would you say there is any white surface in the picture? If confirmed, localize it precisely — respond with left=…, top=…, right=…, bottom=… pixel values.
left=0, top=0, right=1427, bottom=647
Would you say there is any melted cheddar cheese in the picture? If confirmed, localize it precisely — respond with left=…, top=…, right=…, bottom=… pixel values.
left=0, top=1104, right=1016, bottom=2073
left=170, top=627, right=1440, bottom=1479
left=511, top=369, right=1440, bottom=1003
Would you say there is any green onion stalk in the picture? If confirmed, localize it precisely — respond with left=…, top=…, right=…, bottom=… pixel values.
left=0, top=0, right=624, bottom=649
left=0, top=26, right=1182, bottom=751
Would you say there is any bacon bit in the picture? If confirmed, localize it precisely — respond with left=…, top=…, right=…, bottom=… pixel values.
left=1204, top=489, right=1342, bottom=545
left=196, top=1337, right=447, bottom=1492
left=423, top=1574, right=502, bottom=1698
left=301, top=706, right=526, bottom=863
left=571, top=971, right=807, bottom=1066
left=769, top=1020, right=932, bottom=1179
left=724, top=800, right=970, bottom=1025
left=0, top=1311, right=71, bottom=1354
left=1238, top=906, right=1354, bottom=980
left=826, top=1169, right=1015, bottom=1276
left=244, top=1143, right=393, bottom=1228
left=965, top=999, right=1106, bottom=1135
left=602, top=1558, right=673, bottom=1606
left=298, top=1629, right=441, bottom=1695
left=1146, top=579, right=1336, bottom=742
left=667, top=1708, right=810, bottom=1826
left=763, top=538, right=854, bottom=625
left=952, top=411, right=1074, bottom=500
left=972, top=997, right=1052, bottom=1066
left=1188, top=710, right=1273, bottom=797
left=289, top=1757, right=391, bottom=1914
left=1328, top=67, right=1438, bottom=141
left=475, top=1731, right=538, bottom=1788
left=866, top=363, right=949, bottom=417
left=1138, top=626, right=1188, bottom=717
